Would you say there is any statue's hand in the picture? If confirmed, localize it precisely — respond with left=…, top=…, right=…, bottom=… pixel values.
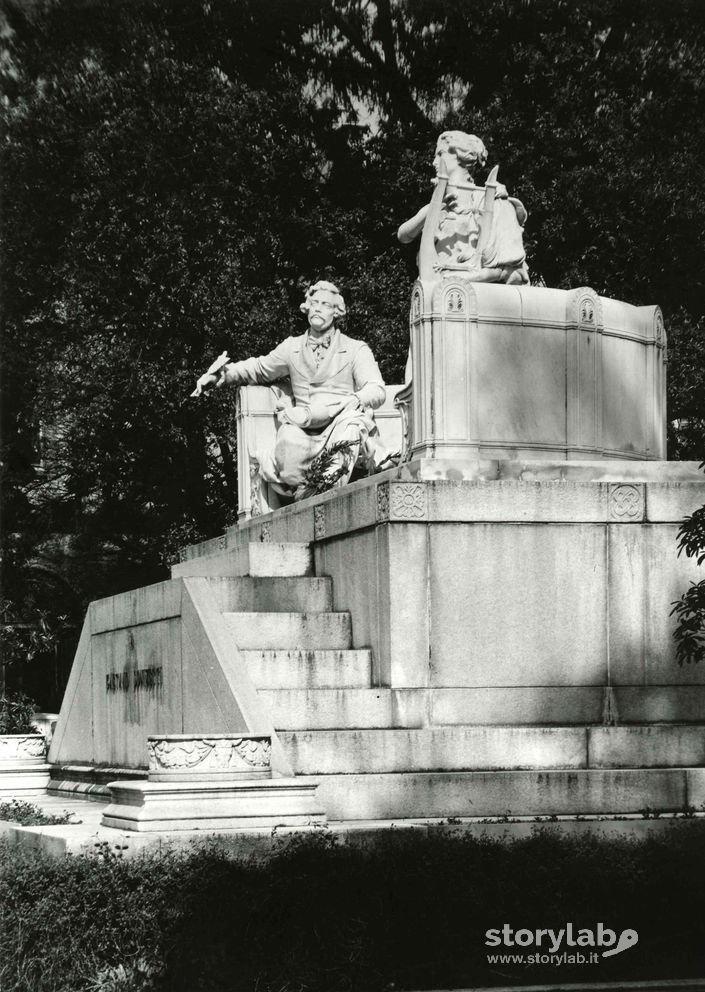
left=190, top=372, right=220, bottom=397
left=190, top=351, right=230, bottom=397
left=284, top=406, right=312, bottom=428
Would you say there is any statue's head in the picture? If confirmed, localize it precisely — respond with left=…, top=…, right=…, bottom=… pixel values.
left=300, top=280, right=346, bottom=335
left=435, top=131, right=488, bottom=176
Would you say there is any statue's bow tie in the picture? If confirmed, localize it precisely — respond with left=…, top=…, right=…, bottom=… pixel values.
left=309, top=336, right=331, bottom=364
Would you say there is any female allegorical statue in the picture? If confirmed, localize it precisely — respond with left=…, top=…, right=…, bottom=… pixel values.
left=397, top=130, right=529, bottom=285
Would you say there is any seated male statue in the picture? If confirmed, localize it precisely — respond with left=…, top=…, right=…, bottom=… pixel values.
left=397, top=129, right=529, bottom=285
left=194, top=280, right=389, bottom=501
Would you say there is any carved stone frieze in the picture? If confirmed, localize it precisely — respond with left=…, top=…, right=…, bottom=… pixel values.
left=260, top=521, right=272, bottom=543
left=314, top=504, right=326, bottom=539
left=147, top=734, right=272, bottom=780
left=0, top=734, right=47, bottom=762
left=376, top=482, right=390, bottom=522
left=608, top=484, right=645, bottom=522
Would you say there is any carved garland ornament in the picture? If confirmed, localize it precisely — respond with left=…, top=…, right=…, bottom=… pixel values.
left=0, top=735, right=47, bottom=761
left=148, top=735, right=272, bottom=774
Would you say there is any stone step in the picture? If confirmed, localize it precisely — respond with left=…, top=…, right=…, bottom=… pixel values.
left=173, top=542, right=313, bottom=578
left=209, top=576, right=333, bottom=613
left=279, top=724, right=705, bottom=775
left=306, top=767, right=704, bottom=822
left=223, top=611, right=352, bottom=650
left=588, top=724, right=705, bottom=767
left=259, top=688, right=425, bottom=730
left=241, top=649, right=373, bottom=689
left=281, top=726, right=585, bottom=773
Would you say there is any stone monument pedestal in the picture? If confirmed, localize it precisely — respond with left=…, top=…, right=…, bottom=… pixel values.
left=101, top=734, right=326, bottom=832
left=43, top=281, right=705, bottom=825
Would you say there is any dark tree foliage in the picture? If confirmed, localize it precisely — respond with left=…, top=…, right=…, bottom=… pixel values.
left=2, top=0, right=705, bottom=700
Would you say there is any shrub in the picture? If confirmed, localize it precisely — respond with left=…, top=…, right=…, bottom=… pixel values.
left=1, top=825, right=705, bottom=992
left=0, top=692, right=38, bottom=734
left=0, top=800, right=75, bottom=826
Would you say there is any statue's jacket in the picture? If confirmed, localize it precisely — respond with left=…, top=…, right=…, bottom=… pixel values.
left=223, top=330, right=387, bottom=486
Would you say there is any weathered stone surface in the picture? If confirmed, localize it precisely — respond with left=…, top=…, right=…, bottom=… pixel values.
left=588, top=726, right=705, bottom=768
left=208, top=576, right=332, bottom=613
left=310, top=768, right=687, bottom=821
left=172, top=542, right=313, bottom=578
left=0, top=765, right=51, bottom=797
left=407, top=284, right=665, bottom=463
left=242, top=648, right=373, bottom=690
left=258, top=688, right=424, bottom=731
left=101, top=777, right=326, bottom=831
left=280, top=727, right=588, bottom=775
left=222, top=611, right=352, bottom=650
left=49, top=578, right=294, bottom=778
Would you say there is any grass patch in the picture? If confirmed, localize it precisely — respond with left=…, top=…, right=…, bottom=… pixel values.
left=0, top=800, right=77, bottom=826
left=1, top=824, right=704, bottom=991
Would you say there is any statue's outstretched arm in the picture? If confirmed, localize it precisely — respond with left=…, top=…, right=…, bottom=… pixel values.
left=397, top=203, right=429, bottom=244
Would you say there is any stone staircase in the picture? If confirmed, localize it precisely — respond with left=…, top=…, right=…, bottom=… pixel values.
left=205, top=542, right=705, bottom=822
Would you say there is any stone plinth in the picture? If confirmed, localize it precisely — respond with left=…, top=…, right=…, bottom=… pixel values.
left=0, top=734, right=50, bottom=796
left=102, top=778, right=326, bottom=832
left=407, top=283, right=666, bottom=462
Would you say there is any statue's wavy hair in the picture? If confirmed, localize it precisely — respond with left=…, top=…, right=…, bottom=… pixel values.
left=437, top=130, right=488, bottom=170
left=300, top=280, right=346, bottom=319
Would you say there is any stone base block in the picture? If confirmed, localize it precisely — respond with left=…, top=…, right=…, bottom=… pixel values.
left=0, top=763, right=51, bottom=796
left=173, top=541, right=313, bottom=578
left=311, top=768, right=694, bottom=821
left=101, top=777, right=326, bottom=832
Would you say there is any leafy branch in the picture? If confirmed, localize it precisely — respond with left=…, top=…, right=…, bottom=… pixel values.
left=671, top=461, right=705, bottom=665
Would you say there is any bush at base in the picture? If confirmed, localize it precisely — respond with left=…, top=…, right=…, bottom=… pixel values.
left=1, top=825, right=704, bottom=992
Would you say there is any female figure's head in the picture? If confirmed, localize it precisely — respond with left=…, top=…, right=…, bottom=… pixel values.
left=434, top=131, right=488, bottom=180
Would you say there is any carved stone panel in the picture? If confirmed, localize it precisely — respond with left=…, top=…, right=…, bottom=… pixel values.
left=147, top=734, right=272, bottom=781
left=608, top=484, right=645, bottom=522
left=0, top=734, right=47, bottom=763
left=411, top=287, right=423, bottom=322
left=444, top=288, right=465, bottom=314
left=390, top=483, right=428, bottom=520
left=376, top=482, right=390, bottom=523
left=573, top=288, right=603, bottom=329
left=314, top=504, right=326, bottom=540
